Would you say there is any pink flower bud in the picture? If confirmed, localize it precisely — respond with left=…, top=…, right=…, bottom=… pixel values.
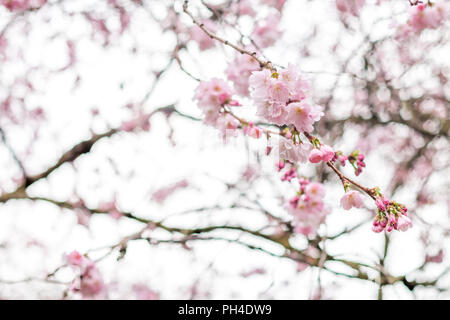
left=338, top=155, right=347, bottom=166
left=397, top=215, right=413, bottom=232
left=66, top=251, right=86, bottom=266
left=372, top=224, right=384, bottom=233
left=308, top=149, right=323, bottom=163
left=340, top=190, right=364, bottom=210
left=320, top=145, right=335, bottom=162
left=250, top=127, right=262, bottom=139
left=228, top=99, right=241, bottom=106
left=375, top=197, right=386, bottom=211
left=217, top=92, right=231, bottom=104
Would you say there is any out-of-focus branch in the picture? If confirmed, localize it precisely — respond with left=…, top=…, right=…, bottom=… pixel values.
left=182, top=0, right=274, bottom=71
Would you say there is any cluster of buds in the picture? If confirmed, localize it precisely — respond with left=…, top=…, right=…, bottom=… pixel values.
left=285, top=179, right=329, bottom=236
left=298, top=177, right=311, bottom=193
left=277, top=160, right=297, bottom=182
left=281, top=167, right=297, bottom=182
left=307, top=136, right=334, bottom=164
left=371, top=190, right=412, bottom=233
left=334, top=150, right=366, bottom=176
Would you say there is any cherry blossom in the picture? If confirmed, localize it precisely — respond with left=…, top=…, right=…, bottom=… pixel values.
left=340, top=190, right=364, bottom=210
left=285, top=180, right=330, bottom=236
left=276, top=136, right=312, bottom=163
left=397, top=215, right=413, bottom=232
left=1, top=0, right=447, bottom=301
left=249, top=65, right=321, bottom=130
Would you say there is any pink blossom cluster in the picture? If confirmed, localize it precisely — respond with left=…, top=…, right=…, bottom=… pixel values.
left=281, top=168, right=296, bottom=182
left=277, top=161, right=297, bottom=182
left=195, top=78, right=234, bottom=122
left=372, top=196, right=412, bottom=233
left=285, top=179, right=330, bottom=236
left=396, top=2, right=449, bottom=39
left=251, top=12, right=282, bottom=48
left=194, top=78, right=241, bottom=135
left=275, top=135, right=312, bottom=163
left=1, top=0, right=46, bottom=11
left=65, top=251, right=106, bottom=298
left=335, top=0, right=366, bottom=17
left=249, top=64, right=323, bottom=131
left=308, top=145, right=335, bottom=164
left=226, top=53, right=260, bottom=96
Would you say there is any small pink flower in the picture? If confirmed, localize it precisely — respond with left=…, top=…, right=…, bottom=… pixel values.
left=338, top=155, right=347, bottom=166
left=243, top=122, right=262, bottom=139
left=305, top=182, right=325, bottom=200
left=66, top=251, right=86, bottom=266
left=320, top=145, right=335, bottom=162
left=340, top=190, right=364, bottom=210
left=372, top=224, right=384, bottom=233
left=308, top=149, right=323, bottom=163
left=397, top=215, right=413, bottom=232
left=249, top=126, right=262, bottom=139
left=217, top=92, right=230, bottom=104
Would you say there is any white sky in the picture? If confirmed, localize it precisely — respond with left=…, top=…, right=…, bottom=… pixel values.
left=0, top=0, right=448, bottom=299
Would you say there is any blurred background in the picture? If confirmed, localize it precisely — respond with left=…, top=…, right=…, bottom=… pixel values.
left=0, top=0, right=448, bottom=299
